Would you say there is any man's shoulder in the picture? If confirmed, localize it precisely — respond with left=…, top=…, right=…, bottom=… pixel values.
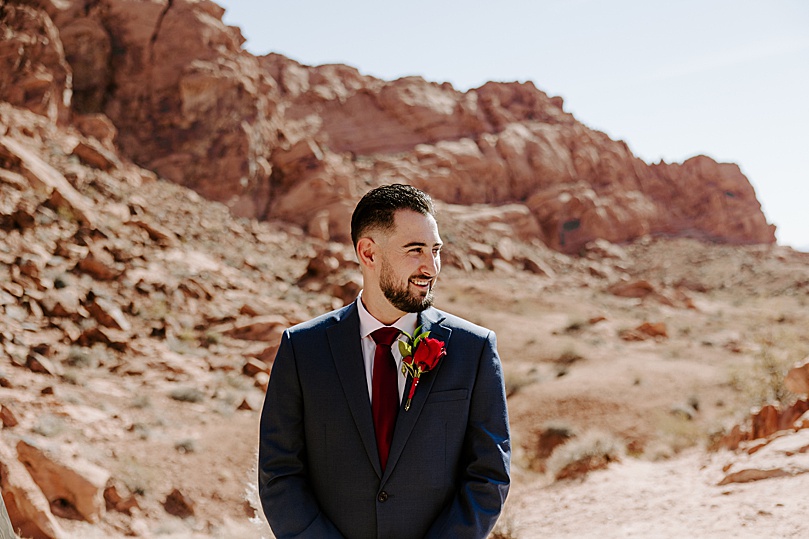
left=286, top=301, right=356, bottom=336
left=428, top=307, right=492, bottom=339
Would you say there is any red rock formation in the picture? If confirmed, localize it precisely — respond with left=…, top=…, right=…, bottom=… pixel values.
left=0, top=3, right=71, bottom=124
left=713, top=399, right=809, bottom=451
left=783, top=356, right=809, bottom=395
left=645, top=156, right=776, bottom=245
left=0, top=440, right=66, bottom=539
left=4, top=0, right=777, bottom=252
left=26, top=0, right=282, bottom=220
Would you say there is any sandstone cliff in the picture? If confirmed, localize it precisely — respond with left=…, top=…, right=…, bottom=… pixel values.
left=3, top=0, right=776, bottom=253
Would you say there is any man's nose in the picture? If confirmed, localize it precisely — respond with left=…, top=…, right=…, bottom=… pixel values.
left=422, top=252, right=439, bottom=276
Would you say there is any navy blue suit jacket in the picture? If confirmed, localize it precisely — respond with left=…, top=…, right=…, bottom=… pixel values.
left=258, top=301, right=510, bottom=538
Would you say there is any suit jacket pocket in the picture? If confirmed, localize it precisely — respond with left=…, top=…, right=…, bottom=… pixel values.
left=426, top=388, right=468, bottom=403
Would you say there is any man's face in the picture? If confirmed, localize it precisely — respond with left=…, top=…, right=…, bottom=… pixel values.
left=376, top=210, right=443, bottom=313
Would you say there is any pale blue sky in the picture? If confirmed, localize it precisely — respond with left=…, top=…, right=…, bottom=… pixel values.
left=217, top=0, right=809, bottom=250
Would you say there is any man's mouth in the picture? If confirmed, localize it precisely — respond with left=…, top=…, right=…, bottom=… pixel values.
left=410, top=277, right=432, bottom=289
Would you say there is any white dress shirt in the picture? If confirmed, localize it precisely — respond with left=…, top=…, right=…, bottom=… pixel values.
left=356, top=291, right=418, bottom=403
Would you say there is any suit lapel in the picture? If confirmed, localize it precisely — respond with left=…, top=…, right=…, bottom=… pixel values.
left=383, top=307, right=451, bottom=482
left=326, top=302, right=383, bottom=478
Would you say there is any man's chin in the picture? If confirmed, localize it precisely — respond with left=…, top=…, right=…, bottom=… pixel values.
left=413, top=292, right=435, bottom=312
left=382, top=283, right=435, bottom=313
left=391, top=295, right=433, bottom=314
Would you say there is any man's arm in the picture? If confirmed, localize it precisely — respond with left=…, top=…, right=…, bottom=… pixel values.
left=258, top=330, right=345, bottom=539
left=425, top=331, right=511, bottom=539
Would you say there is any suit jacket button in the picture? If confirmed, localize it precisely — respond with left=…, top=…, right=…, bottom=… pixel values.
left=377, top=491, right=389, bottom=502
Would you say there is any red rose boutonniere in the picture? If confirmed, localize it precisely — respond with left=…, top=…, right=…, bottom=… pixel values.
left=398, top=326, right=446, bottom=411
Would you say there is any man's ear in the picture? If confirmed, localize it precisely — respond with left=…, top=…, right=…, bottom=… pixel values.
left=356, top=237, right=376, bottom=268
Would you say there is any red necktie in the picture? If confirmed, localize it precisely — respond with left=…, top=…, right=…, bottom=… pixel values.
left=371, top=327, right=401, bottom=471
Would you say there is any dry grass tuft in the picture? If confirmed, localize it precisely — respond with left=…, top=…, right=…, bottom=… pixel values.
left=503, top=366, right=541, bottom=398
left=526, top=422, right=577, bottom=472
left=654, top=410, right=708, bottom=455
left=728, top=342, right=801, bottom=409
left=546, top=429, right=624, bottom=481
left=489, top=502, right=524, bottom=539
left=543, top=344, right=585, bottom=378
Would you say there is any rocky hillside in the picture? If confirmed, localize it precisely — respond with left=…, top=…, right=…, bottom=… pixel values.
left=3, top=0, right=775, bottom=254
left=0, top=99, right=335, bottom=537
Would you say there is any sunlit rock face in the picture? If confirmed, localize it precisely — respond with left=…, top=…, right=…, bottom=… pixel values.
left=5, top=0, right=775, bottom=252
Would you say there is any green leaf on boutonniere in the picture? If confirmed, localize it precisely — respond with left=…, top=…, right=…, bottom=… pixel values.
left=413, top=330, right=430, bottom=349
left=398, top=339, right=411, bottom=359
left=397, top=325, right=446, bottom=410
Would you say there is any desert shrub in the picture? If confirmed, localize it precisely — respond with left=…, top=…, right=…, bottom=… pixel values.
left=131, top=394, right=151, bottom=409
left=490, top=509, right=522, bottom=539
left=728, top=344, right=798, bottom=408
left=65, top=344, right=109, bottom=369
left=142, top=294, right=170, bottom=321
left=114, top=455, right=160, bottom=496
left=218, top=371, right=251, bottom=390
left=169, top=386, right=206, bottom=403
left=32, top=414, right=67, bottom=437
left=654, top=409, right=707, bottom=455
left=556, top=346, right=583, bottom=365
left=53, top=274, right=69, bottom=289
left=546, top=429, right=623, bottom=481
left=66, top=346, right=96, bottom=368
left=543, top=345, right=584, bottom=378
left=174, top=438, right=197, bottom=454
left=176, top=329, right=196, bottom=342
left=60, top=368, right=81, bottom=386
left=129, top=422, right=152, bottom=440
left=204, top=331, right=222, bottom=346
left=503, top=367, right=538, bottom=398
left=563, top=316, right=588, bottom=333
left=527, top=422, right=577, bottom=472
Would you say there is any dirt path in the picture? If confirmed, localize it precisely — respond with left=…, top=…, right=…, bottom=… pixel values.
left=506, top=450, right=809, bottom=539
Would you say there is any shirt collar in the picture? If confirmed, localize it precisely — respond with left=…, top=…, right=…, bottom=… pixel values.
left=357, top=290, right=418, bottom=339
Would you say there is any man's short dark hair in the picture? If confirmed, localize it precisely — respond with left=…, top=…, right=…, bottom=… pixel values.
left=351, top=184, right=436, bottom=247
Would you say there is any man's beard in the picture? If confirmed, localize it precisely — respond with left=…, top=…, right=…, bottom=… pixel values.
left=379, top=259, right=435, bottom=313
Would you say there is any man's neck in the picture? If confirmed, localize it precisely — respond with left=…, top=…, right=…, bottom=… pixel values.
left=359, top=291, right=406, bottom=326
left=357, top=292, right=418, bottom=337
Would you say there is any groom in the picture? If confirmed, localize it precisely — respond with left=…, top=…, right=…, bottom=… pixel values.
left=258, top=184, right=510, bottom=538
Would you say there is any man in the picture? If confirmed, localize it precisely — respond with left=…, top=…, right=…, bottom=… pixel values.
left=258, top=184, right=510, bottom=538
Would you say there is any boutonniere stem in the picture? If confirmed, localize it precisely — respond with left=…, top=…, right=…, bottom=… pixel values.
left=398, top=326, right=446, bottom=411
